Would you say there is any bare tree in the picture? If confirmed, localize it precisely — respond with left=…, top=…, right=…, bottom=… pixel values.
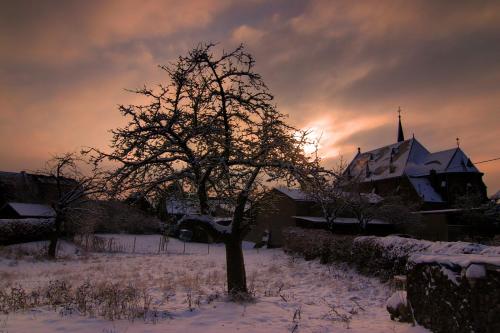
left=300, top=159, right=348, bottom=231
left=90, top=43, right=313, bottom=296
left=40, top=152, right=105, bottom=258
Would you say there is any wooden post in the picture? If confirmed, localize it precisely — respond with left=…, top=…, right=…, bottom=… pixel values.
left=133, top=237, right=136, bottom=254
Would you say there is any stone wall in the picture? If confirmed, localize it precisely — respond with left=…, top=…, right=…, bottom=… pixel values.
left=352, top=235, right=499, bottom=281
left=407, top=256, right=500, bottom=333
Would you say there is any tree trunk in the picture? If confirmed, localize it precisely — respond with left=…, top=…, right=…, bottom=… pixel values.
left=197, top=183, right=210, bottom=215
left=48, top=214, right=62, bottom=258
left=225, top=236, right=247, bottom=295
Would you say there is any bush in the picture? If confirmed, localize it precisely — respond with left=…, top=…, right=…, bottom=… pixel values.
left=282, top=227, right=355, bottom=264
left=68, top=200, right=161, bottom=235
left=0, top=218, right=54, bottom=245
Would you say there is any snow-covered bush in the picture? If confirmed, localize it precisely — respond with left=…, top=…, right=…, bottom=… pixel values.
left=0, top=218, right=54, bottom=245
left=282, top=227, right=355, bottom=263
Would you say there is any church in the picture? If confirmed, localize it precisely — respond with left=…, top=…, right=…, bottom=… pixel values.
left=345, top=111, right=488, bottom=210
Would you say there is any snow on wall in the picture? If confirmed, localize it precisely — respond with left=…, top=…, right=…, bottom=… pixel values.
left=351, top=235, right=500, bottom=280
left=354, top=235, right=500, bottom=257
left=407, top=257, right=500, bottom=333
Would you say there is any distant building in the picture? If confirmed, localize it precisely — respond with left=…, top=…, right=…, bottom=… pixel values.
left=0, top=171, right=78, bottom=208
left=246, top=188, right=392, bottom=247
left=345, top=113, right=487, bottom=210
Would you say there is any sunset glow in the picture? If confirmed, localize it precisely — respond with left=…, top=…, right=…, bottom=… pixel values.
left=0, top=0, right=499, bottom=194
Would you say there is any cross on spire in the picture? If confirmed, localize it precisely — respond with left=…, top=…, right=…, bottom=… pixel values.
left=397, top=107, right=405, bottom=142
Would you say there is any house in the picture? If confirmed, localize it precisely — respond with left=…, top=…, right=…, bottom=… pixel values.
left=245, top=188, right=317, bottom=247
left=246, top=187, right=392, bottom=247
left=0, top=170, right=78, bottom=207
left=162, top=194, right=250, bottom=221
left=0, top=171, right=77, bottom=244
left=345, top=113, right=487, bottom=210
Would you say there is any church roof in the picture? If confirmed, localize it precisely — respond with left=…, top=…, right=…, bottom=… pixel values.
left=348, top=138, right=480, bottom=183
left=346, top=138, right=481, bottom=203
left=408, top=177, right=444, bottom=203
left=347, top=138, right=427, bottom=182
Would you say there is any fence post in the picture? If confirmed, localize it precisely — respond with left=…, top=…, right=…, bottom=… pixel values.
left=133, top=237, right=136, bottom=254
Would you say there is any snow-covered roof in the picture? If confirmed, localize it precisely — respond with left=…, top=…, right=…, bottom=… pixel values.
left=348, top=139, right=480, bottom=182
left=406, top=148, right=479, bottom=176
left=408, top=177, right=444, bottom=203
left=5, top=202, right=56, bottom=218
left=293, top=216, right=390, bottom=225
left=347, top=139, right=424, bottom=182
left=274, top=187, right=312, bottom=201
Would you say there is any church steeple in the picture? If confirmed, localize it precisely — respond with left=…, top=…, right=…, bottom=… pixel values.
left=397, top=107, right=405, bottom=142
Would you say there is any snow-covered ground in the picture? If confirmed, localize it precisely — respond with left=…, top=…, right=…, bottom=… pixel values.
left=0, top=235, right=429, bottom=333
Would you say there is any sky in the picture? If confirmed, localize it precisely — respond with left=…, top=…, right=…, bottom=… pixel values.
left=1, top=0, right=499, bottom=194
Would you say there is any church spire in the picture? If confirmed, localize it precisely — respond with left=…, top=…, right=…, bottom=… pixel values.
left=397, top=107, right=405, bottom=142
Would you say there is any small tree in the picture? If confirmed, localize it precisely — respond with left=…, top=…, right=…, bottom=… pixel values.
left=454, top=192, right=495, bottom=240
left=91, top=43, right=313, bottom=296
left=300, top=159, right=348, bottom=231
left=374, top=195, right=421, bottom=227
left=344, top=189, right=380, bottom=232
left=41, top=153, right=105, bottom=258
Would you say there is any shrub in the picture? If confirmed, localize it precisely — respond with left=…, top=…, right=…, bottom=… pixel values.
left=0, top=218, right=54, bottom=245
left=282, top=227, right=355, bottom=264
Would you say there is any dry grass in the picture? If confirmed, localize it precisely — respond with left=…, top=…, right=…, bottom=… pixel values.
left=0, top=280, right=156, bottom=321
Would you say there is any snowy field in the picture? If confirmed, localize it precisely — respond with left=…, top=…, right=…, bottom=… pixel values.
left=0, top=235, right=429, bottom=333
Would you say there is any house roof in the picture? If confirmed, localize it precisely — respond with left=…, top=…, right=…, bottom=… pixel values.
left=4, top=202, right=56, bottom=218
left=274, top=187, right=312, bottom=201
left=275, top=187, right=383, bottom=204
left=293, top=216, right=390, bottom=225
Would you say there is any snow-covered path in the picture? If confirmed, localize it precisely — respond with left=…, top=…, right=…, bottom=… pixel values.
left=0, top=235, right=429, bottom=333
